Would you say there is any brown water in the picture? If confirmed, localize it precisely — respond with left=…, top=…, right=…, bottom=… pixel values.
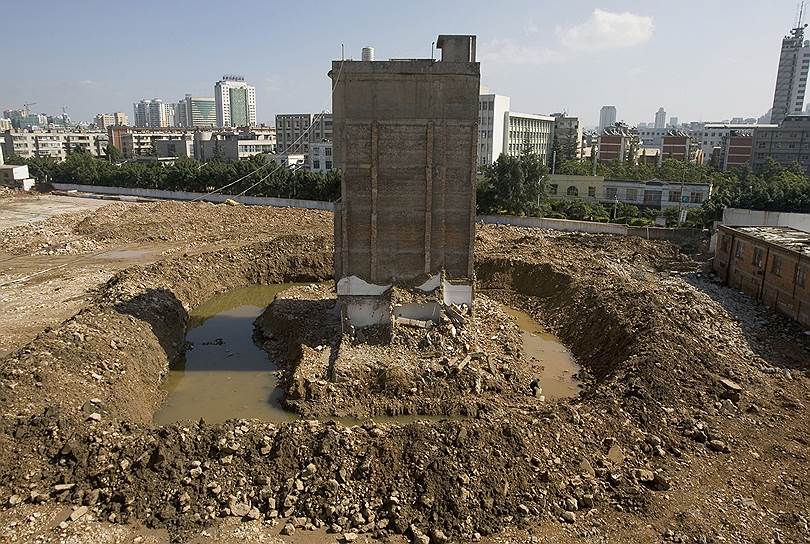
left=501, top=305, right=581, bottom=399
left=153, top=284, right=305, bottom=425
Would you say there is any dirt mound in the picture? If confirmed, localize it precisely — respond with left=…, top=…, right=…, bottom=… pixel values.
left=0, top=216, right=808, bottom=543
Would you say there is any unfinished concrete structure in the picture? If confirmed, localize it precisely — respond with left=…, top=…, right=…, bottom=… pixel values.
left=331, top=35, right=479, bottom=327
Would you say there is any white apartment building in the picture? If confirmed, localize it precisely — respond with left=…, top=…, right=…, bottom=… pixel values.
left=504, top=112, right=555, bottom=164
left=133, top=100, right=174, bottom=128
left=1, top=130, right=108, bottom=160
left=215, top=75, right=257, bottom=127
left=654, top=107, right=667, bottom=129
left=118, top=128, right=190, bottom=158
left=309, top=141, right=333, bottom=172
left=478, top=94, right=510, bottom=166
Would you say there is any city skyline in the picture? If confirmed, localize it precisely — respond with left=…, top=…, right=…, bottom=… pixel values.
left=0, top=1, right=804, bottom=127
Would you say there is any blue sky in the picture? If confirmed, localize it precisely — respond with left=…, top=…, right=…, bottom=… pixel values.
left=0, top=0, right=802, bottom=127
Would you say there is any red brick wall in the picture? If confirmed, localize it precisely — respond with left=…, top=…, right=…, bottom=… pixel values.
left=715, top=227, right=810, bottom=327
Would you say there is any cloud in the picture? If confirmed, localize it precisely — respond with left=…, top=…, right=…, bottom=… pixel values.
left=479, top=39, right=565, bottom=66
left=555, top=9, right=654, bottom=51
left=480, top=9, right=653, bottom=66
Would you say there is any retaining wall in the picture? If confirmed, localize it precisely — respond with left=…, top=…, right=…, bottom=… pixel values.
left=50, top=183, right=335, bottom=211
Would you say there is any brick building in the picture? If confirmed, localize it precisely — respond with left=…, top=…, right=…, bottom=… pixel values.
left=714, top=225, right=810, bottom=327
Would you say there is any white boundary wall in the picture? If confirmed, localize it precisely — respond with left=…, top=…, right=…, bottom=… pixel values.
left=478, top=214, right=629, bottom=235
left=721, top=208, right=810, bottom=233
left=50, top=183, right=335, bottom=211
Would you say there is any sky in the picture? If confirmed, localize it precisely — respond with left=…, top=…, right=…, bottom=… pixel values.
left=0, top=0, right=805, bottom=128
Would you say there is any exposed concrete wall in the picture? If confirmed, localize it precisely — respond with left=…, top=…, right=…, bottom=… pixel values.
left=331, top=38, right=480, bottom=285
left=722, top=208, right=810, bottom=233
left=50, top=183, right=335, bottom=211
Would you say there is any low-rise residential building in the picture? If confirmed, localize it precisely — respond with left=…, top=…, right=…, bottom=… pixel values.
left=547, top=174, right=711, bottom=209
left=0, top=164, right=35, bottom=190
left=275, top=113, right=332, bottom=156
left=1, top=129, right=108, bottom=160
left=751, top=114, right=810, bottom=174
left=693, top=123, right=774, bottom=161
left=551, top=114, right=583, bottom=161
left=661, top=132, right=704, bottom=164
left=113, top=127, right=190, bottom=157
left=597, top=125, right=638, bottom=163
left=719, top=131, right=754, bottom=171
left=154, top=136, right=195, bottom=159
left=714, top=225, right=810, bottom=327
left=194, top=131, right=276, bottom=162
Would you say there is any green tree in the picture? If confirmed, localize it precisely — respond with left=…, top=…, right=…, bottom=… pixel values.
left=477, top=152, right=548, bottom=216
left=105, top=144, right=123, bottom=163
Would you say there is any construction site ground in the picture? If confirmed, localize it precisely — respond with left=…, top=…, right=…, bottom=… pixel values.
left=0, top=191, right=807, bottom=544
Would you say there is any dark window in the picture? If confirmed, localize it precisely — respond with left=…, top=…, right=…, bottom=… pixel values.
left=772, top=255, right=782, bottom=276
left=798, top=266, right=806, bottom=288
left=549, top=184, right=558, bottom=195
left=735, top=241, right=744, bottom=258
left=753, top=247, right=764, bottom=268
left=567, top=186, right=579, bottom=197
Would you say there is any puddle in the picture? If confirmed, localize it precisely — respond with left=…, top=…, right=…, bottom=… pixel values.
left=154, top=284, right=307, bottom=425
left=501, top=305, right=581, bottom=399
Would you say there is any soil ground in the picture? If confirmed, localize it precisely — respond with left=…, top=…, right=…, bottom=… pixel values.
left=0, top=191, right=807, bottom=544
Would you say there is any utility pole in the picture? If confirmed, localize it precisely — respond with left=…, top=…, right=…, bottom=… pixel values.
left=677, top=160, right=686, bottom=226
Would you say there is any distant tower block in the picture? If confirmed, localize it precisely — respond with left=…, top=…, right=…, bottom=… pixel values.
left=361, top=47, right=375, bottom=61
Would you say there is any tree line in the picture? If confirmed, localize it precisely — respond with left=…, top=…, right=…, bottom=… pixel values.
left=5, top=148, right=341, bottom=202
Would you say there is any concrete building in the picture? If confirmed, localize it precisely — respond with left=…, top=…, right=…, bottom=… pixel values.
left=2, top=129, right=108, bottom=160
left=194, top=131, right=276, bottom=162
left=275, top=113, right=332, bottom=156
left=332, top=34, right=478, bottom=327
left=669, top=116, right=679, bottom=128
left=597, top=125, right=637, bottom=163
left=477, top=94, right=510, bottom=166
left=94, top=112, right=128, bottom=129
left=0, top=119, right=11, bottom=131
left=113, top=127, right=190, bottom=158
left=637, top=127, right=673, bottom=149
left=599, top=106, right=616, bottom=132
left=770, top=23, right=810, bottom=125
left=215, top=75, right=256, bottom=127
left=547, top=174, right=711, bottom=210
left=504, top=112, right=555, bottom=164
left=133, top=99, right=174, bottom=128
left=693, top=123, right=774, bottom=161
left=176, top=95, right=217, bottom=128
left=654, top=107, right=667, bottom=129
left=752, top=114, right=810, bottom=173
left=714, top=225, right=810, bottom=327
left=661, top=132, right=703, bottom=164
left=719, top=131, right=754, bottom=171
left=0, top=164, right=35, bottom=190
left=154, top=136, right=195, bottom=159
left=309, top=141, right=334, bottom=172
left=551, top=114, right=583, bottom=161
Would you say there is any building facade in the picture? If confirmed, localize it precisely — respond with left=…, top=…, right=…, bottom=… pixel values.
left=552, top=114, right=583, bottom=161
left=503, top=112, right=555, bottom=164
left=331, top=34, right=479, bottom=296
left=547, top=174, right=711, bottom=210
left=770, top=24, right=810, bottom=125
left=215, top=75, right=257, bottom=127
left=719, top=131, right=754, bottom=171
left=599, top=106, right=616, bottom=132
left=693, top=123, right=773, bottom=161
left=308, top=141, right=333, bottom=172
left=176, top=95, right=217, bottom=128
left=597, top=126, right=637, bottom=163
left=714, top=225, right=810, bottom=327
left=133, top=99, right=175, bottom=128
left=2, top=130, right=108, bottom=160
left=275, top=113, right=332, bottom=156
left=477, top=94, right=510, bottom=166
left=94, top=112, right=128, bottom=130
left=751, top=114, right=810, bottom=173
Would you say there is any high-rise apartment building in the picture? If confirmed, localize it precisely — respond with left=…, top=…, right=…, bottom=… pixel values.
left=215, top=75, right=256, bottom=127
left=176, top=95, right=217, bottom=128
left=654, top=107, right=667, bottom=129
left=133, top=99, right=174, bottom=128
left=599, top=106, right=617, bottom=132
left=770, top=23, right=810, bottom=125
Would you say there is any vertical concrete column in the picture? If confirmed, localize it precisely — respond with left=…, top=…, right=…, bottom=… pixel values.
left=467, top=123, right=478, bottom=278
left=440, top=122, right=447, bottom=269
left=425, top=121, right=434, bottom=274
left=370, top=121, right=379, bottom=282
left=340, top=128, right=349, bottom=278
